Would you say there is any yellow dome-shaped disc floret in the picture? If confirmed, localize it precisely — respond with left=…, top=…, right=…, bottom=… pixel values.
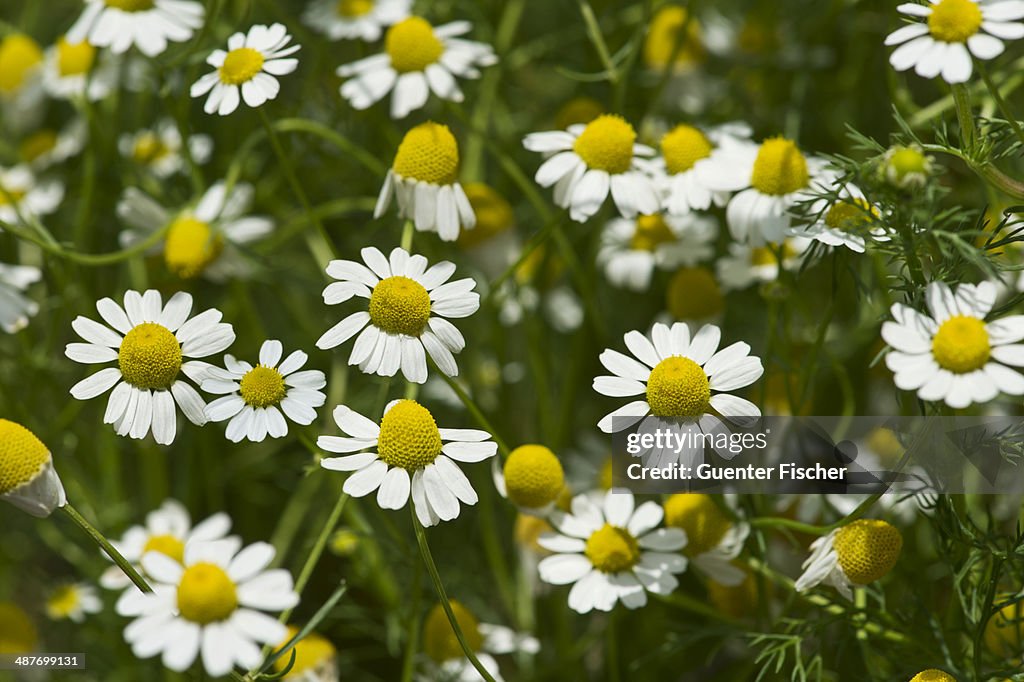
left=646, top=356, right=711, bottom=418
left=663, top=494, right=732, bottom=556
left=573, top=115, right=637, bottom=175
left=554, top=96, right=604, bottom=131
left=132, top=132, right=171, bottom=164
left=377, top=400, right=442, bottom=470
left=219, top=47, right=265, bottom=85
left=661, top=125, right=713, bottom=175
left=928, top=0, right=982, bottom=42
left=630, top=214, right=676, bottom=252
left=0, top=35, right=43, bottom=93
left=164, top=216, right=224, bottom=279
left=273, top=625, right=337, bottom=677
left=823, top=198, right=879, bottom=233
left=865, top=427, right=906, bottom=468
left=56, top=38, right=95, bottom=77
left=19, top=130, right=57, bottom=163
left=460, top=183, right=514, bottom=248
left=337, top=0, right=373, bottom=17
left=984, top=596, right=1024, bottom=657
left=585, top=523, right=641, bottom=573
left=0, top=419, right=50, bottom=495
left=514, top=513, right=554, bottom=553
left=386, top=17, right=443, bottom=73
left=909, top=671, right=957, bottom=682
left=240, top=366, right=287, bottom=408
left=45, top=585, right=83, bottom=620
left=423, top=600, right=484, bottom=663
left=832, top=519, right=902, bottom=585
left=393, top=122, right=460, bottom=185
left=118, top=322, right=183, bottom=389
left=176, top=562, right=238, bottom=625
left=143, top=533, right=186, bottom=563
left=368, top=276, right=432, bottom=336
left=931, top=316, right=990, bottom=374
left=666, top=267, right=724, bottom=321
left=750, top=137, right=809, bottom=196
left=643, top=6, right=705, bottom=70
left=503, top=444, right=565, bottom=509
left=0, top=603, right=37, bottom=654
left=105, top=0, right=156, bottom=10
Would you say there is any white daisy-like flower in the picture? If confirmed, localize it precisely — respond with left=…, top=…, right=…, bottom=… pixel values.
left=202, top=340, right=326, bottom=443
left=0, top=165, right=63, bottom=226
left=315, top=246, right=479, bottom=383
left=116, top=538, right=298, bottom=676
left=190, top=23, right=300, bottom=116
left=41, top=36, right=116, bottom=101
left=65, top=290, right=236, bottom=445
left=795, top=519, right=903, bottom=600
left=374, top=122, right=476, bottom=241
left=663, top=494, right=750, bottom=586
left=319, top=400, right=497, bottom=527
left=700, top=136, right=826, bottom=245
left=597, top=212, right=717, bottom=291
left=716, top=238, right=809, bottom=291
left=0, top=418, right=67, bottom=519
left=119, top=119, right=212, bottom=178
left=882, top=280, right=1024, bottom=408
left=45, top=583, right=102, bottom=623
left=884, top=0, right=1024, bottom=84
left=790, top=180, right=889, bottom=253
left=652, top=122, right=752, bottom=216
left=537, top=490, right=688, bottom=613
left=100, top=499, right=234, bottom=590
left=337, top=16, right=496, bottom=119
left=524, top=115, right=660, bottom=223
left=19, top=119, right=88, bottom=170
left=117, top=182, right=274, bottom=280
left=303, top=0, right=411, bottom=42
left=67, top=0, right=204, bottom=57
left=0, top=262, right=41, bottom=333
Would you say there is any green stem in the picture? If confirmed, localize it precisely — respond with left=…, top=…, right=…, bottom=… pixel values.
left=606, top=609, right=621, bottom=682
left=952, top=83, right=978, bottom=155
left=433, top=367, right=511, bottom=457
left=0, top=217, right=171, bottom=266
left=61, top=504, right=152, bottom=593
left=577, top=0, right=618, bottom=83
left=400, top=220, right=415, bottom=251
left=399, top=561, right=423, bottom=682
left=978, top=63, right=1024, bottom=146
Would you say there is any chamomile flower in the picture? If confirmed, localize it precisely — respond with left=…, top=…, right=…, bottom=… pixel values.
left=319, top=401, right=497, bottom=527
left=100, top=499, right=233, bottom=590
left=336, top=16, right=496, bottom=118
left=0, top=165, right=63, bottom=226
left=0, top=419, right=66, bottom=518
left=665, top=266, right=725, bottom=323
left=67, top=0, right=204, bottom=57
left=119, top=120, right=212, bottom=178
left=191, top=24, right=300, bottom=116
left=374, top=122, right=476, bottom=241
left=653, top=122, right=751, bottom=215
left=537, top=490, right=687, bottom=613
left=643, top=6, right=706, bottom=71
left=598, top=213, right=717, bottom=291
left=272, top=626, right=338, bottom=681
left=45, top=583, right=102, bottom=623
left=0, top=603, right=38, bottom=654
left=909, top=671, right=956, bottom=682
left=65, top=290, right=236, bottom=445
left=884, top=0, right=1024, bottom=84
left=795, top=519, right=903, bottom=600
left=984, top=596, right=1024, bottom=657
left=41, top=36, right=116, bottom=101
left=0, top=34, right=43, bottom=98
left=663, top=494, right=749, bottom=586
left=524, top=115, right=659, bottom=222
left=19, top=119, right=87, bottom=170
left=880, top=143, right=935, bottom=189
left=791, top=182, right=888, bottom=253
left=882, top=281, right=1024, bottom=408
left=494, top=444, right=566, bottom=514
left=716, top=238, right=808, bottom=291
left=203, top=340, right=326, bottom=443
left=303, top=0, right=411, bottom=42
left=116, top=538, right=298, bottom=676
left=315, top=246, right=479, bottom=383
left=117, top=182, right=274, bottom=280
left=0, top=262, right=41, bottom=333
left=701, top=136, right=826, bottom=245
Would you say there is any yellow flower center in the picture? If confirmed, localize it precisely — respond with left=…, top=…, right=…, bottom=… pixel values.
left=931, top=315, right=990, bottom=373
left=630, top=214, right=676, bottom=251
left=646, top=356, right=710, bottom=418
left=163, top=216, right=224, bottom=279
left=176, top=562, right=238, bottom=625
left=56, top=38, right=95, bottom=77
left=750, top=137, right=809, bottom=196
left=337, top=0, right=373, bottom=17
left=423, top=600, right=483, bottom=663
left=599, top=457, right=614, bottom=490
left=661, top=125, right=714, bottom=175
left=105, top=0, right=155, bottom=10
left=45, top=585, right=81, bottom=619
left=706, top=567, right=759, bottom=619
left=0, top=603, right=37, bottom=654
left=663, top=494, right=732, bottom=556
left=666, top=267, right=724, bottom=321
left=585, top=523, right=641, bottom=573
left=0, top=186, right=26, bottom=207
left=132, top=132, right=171, bottom=164
left=514, top=513, right=555, bottom=553
left=928, top=0, right=983, bottom=43
left=984, top=597, right=1024, bottom=657
left=460, top=183, right=514, bottom=248
left=910, top=671, right=957, bottom=682
left=376, top=400, right=442, bottom=471
left=554, top=96, right=604, bottom=131
left=118, top=322, right=183, bottom=390
left=573, top=115, right=637, bottom=175
left=502, top=444, right=565, bottom=509
left=393, top=122, right=460, bottom=185
left=0, top=419, right=50, bottom=495
left=219, top=47, right=265, bottom=85
left=239, top=366, right=287, bottom=408
left=385, top=17, right=444, bottom=73
left=823, top=198, right=879, bottom=232
left=643, top=6, right=705, bottom=69
left=889, top=147, right=928, bottom=177
left=368, top=276, right=432, bottom=336
left=832, top=519, right=902, bottom=585
left=864, top=427, right=906, bottom=468
left=143, top=533, right=185, bottom=563
left=19, top=130, right=57, bottom=163
left=273, top=625, right=337, bottom=675
left=0, top=35, right=43, bottom=93
left=328, top=529, right=360, bottom=557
